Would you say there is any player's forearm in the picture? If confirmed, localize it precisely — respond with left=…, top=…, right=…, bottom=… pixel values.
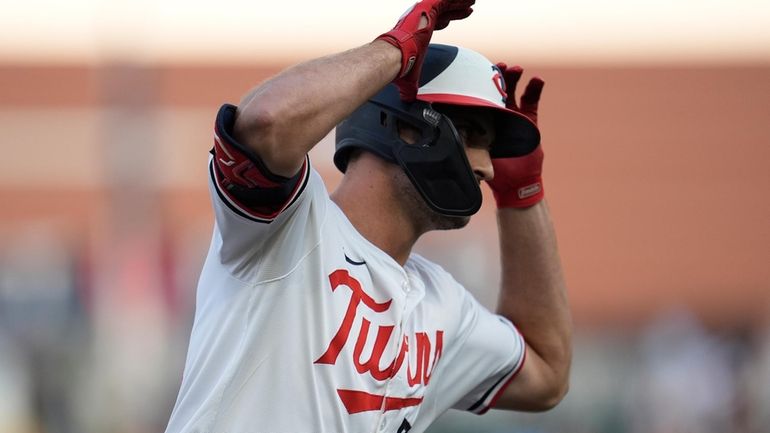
left=496, top=200, right=572, bottom=406
left=233, top=40, right=402, bottom=177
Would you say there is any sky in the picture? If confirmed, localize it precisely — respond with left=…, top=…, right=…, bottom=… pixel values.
left=2, top=0, right=770, bottom=65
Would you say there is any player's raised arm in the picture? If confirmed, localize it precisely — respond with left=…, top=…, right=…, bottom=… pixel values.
left=486, top=66, right=573, bottom=411
left=231, top=0, right=476, bottom=178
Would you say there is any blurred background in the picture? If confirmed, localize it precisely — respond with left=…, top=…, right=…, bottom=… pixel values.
left=1, top=1, right=769, bottom=432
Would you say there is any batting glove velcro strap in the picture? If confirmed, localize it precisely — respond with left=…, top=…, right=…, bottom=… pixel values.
left=376, top=0, right=475, bottom=101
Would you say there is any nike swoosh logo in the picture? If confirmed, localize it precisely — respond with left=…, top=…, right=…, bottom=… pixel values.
left=344, top=254, right=366, bottom=266
left=337, top=389, right=422, bottom=414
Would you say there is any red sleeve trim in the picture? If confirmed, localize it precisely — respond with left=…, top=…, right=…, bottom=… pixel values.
left=477, top=345, right=527, bottom=414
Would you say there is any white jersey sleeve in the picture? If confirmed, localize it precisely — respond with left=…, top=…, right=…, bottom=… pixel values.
left=206, top=104, right=327, bottom=282
left=447, top=293, right=527, bottom=414
left=207, top=155, right=328, bottom=280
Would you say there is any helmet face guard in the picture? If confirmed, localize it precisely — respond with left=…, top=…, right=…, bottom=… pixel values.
left=335, top=85, right=482, bottom=216
left=334, top=44, right=541, bottom=217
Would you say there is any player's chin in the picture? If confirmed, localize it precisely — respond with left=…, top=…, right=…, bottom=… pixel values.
left=432, top=214, right=471, bottom=231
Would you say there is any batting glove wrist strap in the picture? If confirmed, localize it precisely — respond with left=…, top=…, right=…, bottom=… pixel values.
left=488, top=147, right=545, bottom=208
left=376, top=0, right=475, bottom=101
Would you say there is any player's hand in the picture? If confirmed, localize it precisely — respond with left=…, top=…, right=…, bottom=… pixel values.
left=487, top=63, right=546, bottom=208
left=376, top=0, right=475, bottom=101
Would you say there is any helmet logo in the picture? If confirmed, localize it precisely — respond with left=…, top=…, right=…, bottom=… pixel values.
left=491, top=65, right=507, bottom=104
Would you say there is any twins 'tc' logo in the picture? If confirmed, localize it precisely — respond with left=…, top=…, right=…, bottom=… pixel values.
left=491, top=65, right=508, bottom=104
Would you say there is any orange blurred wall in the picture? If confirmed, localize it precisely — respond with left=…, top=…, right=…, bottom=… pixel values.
left=1, top=62, right=768, bottom=328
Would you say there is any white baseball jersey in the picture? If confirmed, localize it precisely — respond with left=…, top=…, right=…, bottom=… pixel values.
left=165, top=105, right=526, bottom=433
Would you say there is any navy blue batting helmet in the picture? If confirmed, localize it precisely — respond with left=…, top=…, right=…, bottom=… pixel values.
left=334, top=44, right=540, bottom=216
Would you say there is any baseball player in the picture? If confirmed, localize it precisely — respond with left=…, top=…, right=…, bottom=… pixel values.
left=165, top=1, right=572, bottom=432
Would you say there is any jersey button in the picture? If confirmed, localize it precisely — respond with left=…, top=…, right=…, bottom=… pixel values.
left=401, top=280, right=409, bottom=292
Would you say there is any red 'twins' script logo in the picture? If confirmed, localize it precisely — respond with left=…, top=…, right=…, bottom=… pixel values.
left=314, top=269, right=444, bottom=414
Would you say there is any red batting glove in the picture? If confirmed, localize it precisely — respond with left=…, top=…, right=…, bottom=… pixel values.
left=376, top=0, right=475, bottom=101
left=487, top=63, right=546, bottom=208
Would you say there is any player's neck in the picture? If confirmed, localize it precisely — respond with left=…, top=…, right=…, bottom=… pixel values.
left=331, top=157, right=426, bottom=266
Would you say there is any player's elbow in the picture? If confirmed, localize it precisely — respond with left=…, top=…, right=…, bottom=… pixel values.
left=233, top=105, right=305, bottom=177
left=535, top=351, right=572, bottom=411
left=234, top=103, right=279, bottom=151
left=513, top=354, right=571, bottom=412
left=235, top=86, right=298, bottom=148
left=513, top=375, right=569, bottom=412
left=497, top=357, right=571, bottom=412
left=531, top=379, right=569, bottom=412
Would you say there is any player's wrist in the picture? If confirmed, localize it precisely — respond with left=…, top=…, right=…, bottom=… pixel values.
left=488, top=147, right=545, bottom=209
left=375, top=29, right=423, bottom=79
left=371, top=38, right=409, bottom=80
left=376, top=0, right=475, bottom=101
left=490, top=176, right=544, bottom=209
